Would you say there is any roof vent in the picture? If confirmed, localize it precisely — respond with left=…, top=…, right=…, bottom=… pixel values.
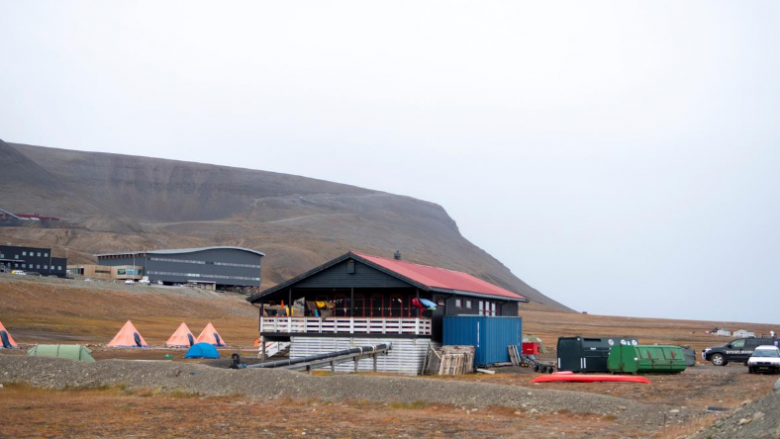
left=394, top=250, right=401, bottom=260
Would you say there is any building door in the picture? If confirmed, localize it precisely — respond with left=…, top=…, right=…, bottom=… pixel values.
left=370, top=294, right=384, bottom=317
left=387, top=295, right=404, bottom=317
left=353, top=294, right=365, bottom=317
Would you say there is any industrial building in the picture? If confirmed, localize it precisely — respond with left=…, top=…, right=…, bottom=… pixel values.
left=247, top=251, right=527, bottom=374
left=0, top=244, right=67, bottom=277
left=95, top=246, right=264, bottom=289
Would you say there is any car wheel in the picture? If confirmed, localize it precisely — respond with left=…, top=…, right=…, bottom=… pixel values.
left=748, top=367, right=754, bottom=374
left=711, top=353, right=726, bottom=366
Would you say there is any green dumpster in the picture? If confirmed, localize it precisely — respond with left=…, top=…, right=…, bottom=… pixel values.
left=607, top=344, right=686, bottom=374
left=27, top=344, right=96, bottom=362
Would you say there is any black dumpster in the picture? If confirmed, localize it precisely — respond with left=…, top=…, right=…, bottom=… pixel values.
left=557, top=336, right=639, bottom=373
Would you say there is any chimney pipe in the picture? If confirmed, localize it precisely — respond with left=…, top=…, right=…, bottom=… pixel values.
left=394, top=250, right=401, bottom=260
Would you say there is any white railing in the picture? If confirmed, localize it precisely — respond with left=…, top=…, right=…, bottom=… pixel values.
left=260, top=317, right=432, bottom=336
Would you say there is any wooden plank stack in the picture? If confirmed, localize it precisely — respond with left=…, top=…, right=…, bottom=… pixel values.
left=423, top=345, right=476, bottom=375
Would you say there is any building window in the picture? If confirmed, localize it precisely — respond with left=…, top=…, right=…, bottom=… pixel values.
left=491, top=302, right=497, bottom=316
left=44, top=265, right=48, bottom=270
left=22, top=264, right=26, bottom=268
left=14, top=263, right=18, bottom=268
left=118, top=269, right=126, bottom=275
left=57, top=266, right=62, bottom=270
left=466, top=299, right=472, bottom=309
left=44, top=253, right=48, bottom=257
left=14, top=255, right=18, bottom=259
left=21, top=252, right=26, bottom=256
left=37, top=252, right=42, bottom=257
left=455, top=298, right=462, bottom=308
left=436, top=297, right=445, bottom=306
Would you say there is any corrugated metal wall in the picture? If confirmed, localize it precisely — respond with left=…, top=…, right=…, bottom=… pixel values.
left=290, top=336, right=438, bottom=375
left=443, top=316, right=523, bottom=366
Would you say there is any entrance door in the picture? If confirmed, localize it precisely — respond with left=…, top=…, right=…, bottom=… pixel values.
left=370, top=294, right=384, bottom=317
left=387, top=295, right=404, bottom=317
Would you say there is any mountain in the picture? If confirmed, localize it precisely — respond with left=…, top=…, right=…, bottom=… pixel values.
left=0, top=139, right=570, bottom=310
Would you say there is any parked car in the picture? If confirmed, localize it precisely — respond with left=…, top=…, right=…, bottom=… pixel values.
left=703, top=337, right=780, bottom=366
left=124, top=279, right=135, bottom=285
left=138, top=276, right=151, bottom=285
left=83, top=278, right=93, bottom=282
left=747, top=345, right=780, bottom=374
left=11, top=270, right=26, bottom=276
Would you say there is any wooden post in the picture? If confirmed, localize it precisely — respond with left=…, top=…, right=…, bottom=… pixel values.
left=261, top=336, right=266, bottom=361
left=354, top=357, right=359, bottom=372
left=331, top=360, right=336, bottom=373
left=373, top=354, right=378, bottom=372
left=415, top=288, right=420, bottom=317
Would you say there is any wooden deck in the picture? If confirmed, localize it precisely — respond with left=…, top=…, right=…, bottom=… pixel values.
left=260, top=316, right=432, bottom=336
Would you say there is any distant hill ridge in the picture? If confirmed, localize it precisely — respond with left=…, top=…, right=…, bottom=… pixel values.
left=0, top=138, right=570, bottom=310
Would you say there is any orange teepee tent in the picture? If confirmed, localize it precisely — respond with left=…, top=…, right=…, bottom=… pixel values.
left=107, top=320, right=148, bottom=347
left=0, top=320, right=19, bottom=348
left=166, top=323, right=195, bottom=348
left=196, top=322, right=226, bottom=346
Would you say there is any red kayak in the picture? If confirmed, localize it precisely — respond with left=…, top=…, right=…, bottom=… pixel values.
left=531, top=373, right=651, bottom=384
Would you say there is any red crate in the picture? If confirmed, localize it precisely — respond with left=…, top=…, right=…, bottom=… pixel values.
left=522, top=342, right=540, bottom=355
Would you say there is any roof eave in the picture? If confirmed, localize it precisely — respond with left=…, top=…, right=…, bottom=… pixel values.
left=429, top=287, right=528, bottom=302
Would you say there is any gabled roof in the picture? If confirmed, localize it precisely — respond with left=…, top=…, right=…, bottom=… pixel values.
left=247, top=251, right=527, bottom=303
left=96, top=246, right=265, bottom=258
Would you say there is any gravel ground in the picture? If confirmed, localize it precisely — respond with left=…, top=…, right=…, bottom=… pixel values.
left=687, top=389, right=780, bottom=439
left=0, top=355, right=685, bottom=425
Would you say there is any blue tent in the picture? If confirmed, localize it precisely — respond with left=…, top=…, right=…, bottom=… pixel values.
left=184, top=342, right=220, bottom=359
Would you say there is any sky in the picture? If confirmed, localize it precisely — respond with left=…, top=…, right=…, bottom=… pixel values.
left=1, top=1, right=779, bottom=324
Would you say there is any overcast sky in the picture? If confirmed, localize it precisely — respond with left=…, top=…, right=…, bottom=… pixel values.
left=1, top=2, right=778, bottom=324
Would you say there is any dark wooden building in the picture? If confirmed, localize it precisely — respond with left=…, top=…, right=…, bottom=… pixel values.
left=247, top=251, right=527, bottom=373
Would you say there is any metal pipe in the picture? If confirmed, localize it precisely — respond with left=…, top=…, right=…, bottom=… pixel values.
left=237, top=343, right=391, bottom=370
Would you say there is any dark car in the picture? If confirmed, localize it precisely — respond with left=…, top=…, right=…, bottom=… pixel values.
left=703, top=337, right=780, bottom=366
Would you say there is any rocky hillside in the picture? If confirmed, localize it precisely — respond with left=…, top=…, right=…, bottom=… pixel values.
left=0, top=139, right=569, bottom=310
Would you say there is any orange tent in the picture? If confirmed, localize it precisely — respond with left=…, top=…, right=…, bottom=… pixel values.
left=0, top=320, right=18, bottom=348
left=165, top=323, right=195, bottom=348
left=196, top=322, right=226, bottom=346
left=107, top=320, right=148, bottom=347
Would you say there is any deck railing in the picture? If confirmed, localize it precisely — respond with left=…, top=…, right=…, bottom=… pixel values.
left=260, top=317, right=432, bottom=336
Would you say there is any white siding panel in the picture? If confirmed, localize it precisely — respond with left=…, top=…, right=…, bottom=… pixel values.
left=290, top=337, right=439, bottom=375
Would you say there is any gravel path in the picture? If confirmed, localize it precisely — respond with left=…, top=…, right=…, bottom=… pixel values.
left=687, top=389, right=780, bottom=439
left=0, top=355, right=683, bottom=425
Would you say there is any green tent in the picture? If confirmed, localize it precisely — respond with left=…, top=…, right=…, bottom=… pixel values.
left=523, top=334, right=548, bottom=353
left=27, top=344, right=96, bottom=362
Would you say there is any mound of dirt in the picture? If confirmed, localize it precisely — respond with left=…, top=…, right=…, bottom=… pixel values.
left=689, top=390, right=780, bottom=439
left=0, top=355, right=681, bottom=425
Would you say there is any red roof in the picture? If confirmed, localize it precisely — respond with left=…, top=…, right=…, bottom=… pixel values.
left=354, top=252, right=526, bottom=301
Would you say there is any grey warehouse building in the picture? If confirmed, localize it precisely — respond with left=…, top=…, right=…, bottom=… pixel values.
left=96, top=246, right=264, bottom=289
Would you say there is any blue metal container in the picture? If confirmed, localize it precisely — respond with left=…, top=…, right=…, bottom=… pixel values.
left=443, top=316, right=523, bottom=366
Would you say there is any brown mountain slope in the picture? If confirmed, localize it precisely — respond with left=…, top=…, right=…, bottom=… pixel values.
left=0, top=140, right=570, bottom=310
